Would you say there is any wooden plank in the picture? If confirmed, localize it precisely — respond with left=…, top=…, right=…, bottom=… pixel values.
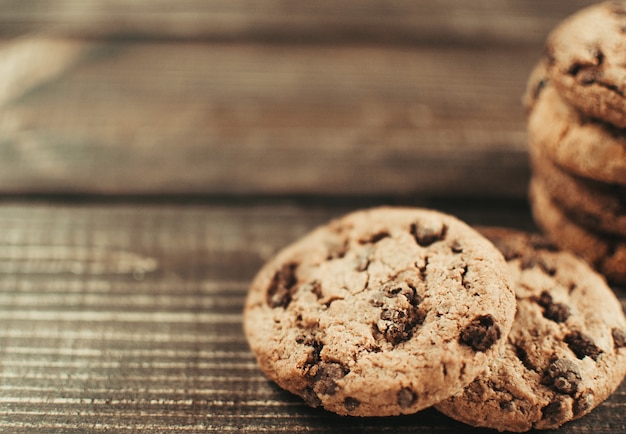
left=0, top=201, right=623, bottom=433
left=0, top=0, right=598, bottom=46
left=0, top=40, right=538, bottom=197
left=0, top=36, right=86, bottom=107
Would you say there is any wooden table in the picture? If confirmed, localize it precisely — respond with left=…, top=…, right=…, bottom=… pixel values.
left=1, top=1, right=624, bottom=432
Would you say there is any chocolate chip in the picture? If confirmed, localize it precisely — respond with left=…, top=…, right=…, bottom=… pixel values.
left=536, top=291, right=552, bottom=308
left=314, top=363, right=349, bottom=396
left=543, top=358, right=582, bottom=395
left=266, top=263, right=298, bottom=308
left=544, top=303, right=570, bottom=323
left=567, top=60, right=599, bottom=83
left=383, top=282, right=421, bottom=305
left=612, top=328, right=626, bottom=349
left=459, top=315, right=500, bottom=352
left=296, top=335, right=323, bottom=374
left=541, top=397, right=568, bottom=425
left=566, top=59, right=600, bottom=85
left=451, top=240, right=463, bottom=254
left=310, top=281, right=323, bottom=299
left=567, top=62, right=584, bottom=77
left=536, top=291, right=570, bottom=323
left=375, top=282, right=425, bottom=345
left=378, top=307, right=424, bottom=345
left=343, top=397, right=361, bottom=412
left=499, top=400, right=514, bottom=411
left=565, top=331, right=603, bottom=361
left=397, top=388, right=418, bottom=408
left=514, top=344, right=539, bottom=372
left=410, top=222, right=447, bottom=247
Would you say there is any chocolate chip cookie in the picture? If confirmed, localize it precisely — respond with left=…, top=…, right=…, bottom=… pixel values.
left=436, top=227, right=626, bottom=432
left=530, top=178, right=626, bottom=286
left=244, top=207, right=516, bottom=416
left=527, top=83, right=626, bottom=185
left=530, top=150, right=626, bottom=237
left=545, top=1, right=626, bottom=129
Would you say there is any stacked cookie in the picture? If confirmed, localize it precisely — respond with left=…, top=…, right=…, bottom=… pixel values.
left=524, top=1, right=626, bottom=286
left=244, top=207, right=626, bottom=431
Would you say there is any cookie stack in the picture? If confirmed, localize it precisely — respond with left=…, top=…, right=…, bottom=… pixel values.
left=244, top=207, right=626, bottom=431
left=524, top=1, right=626, bottom=286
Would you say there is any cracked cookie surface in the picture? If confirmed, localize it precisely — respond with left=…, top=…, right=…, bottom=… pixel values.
left=545, top=1, right=626, bottom=129
left=436, top=228, right=626, bottom=431
left=244, top=207, right=515, bottom=416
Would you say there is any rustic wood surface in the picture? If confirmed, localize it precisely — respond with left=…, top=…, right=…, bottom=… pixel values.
left=0, top=0, right=599, bottom=44
left=0, top=39, right=536, bottom=197
left=0, top=202, right=623, bottom=433
left=0, top=0, right=598, bottom=198
left=1, top=1, right=625, bottom=433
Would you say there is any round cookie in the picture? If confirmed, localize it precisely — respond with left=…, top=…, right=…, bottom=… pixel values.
left=435, top=227, right=626, bottom=432
left=529, top=178, right=626, bottom=286
left=545, top=1, right=626, bottom=129
left=527, top=83, right=626, bottom=185
left=530, top=150, right=626, bottom=237
left=244, top=207, right=516, bottom=416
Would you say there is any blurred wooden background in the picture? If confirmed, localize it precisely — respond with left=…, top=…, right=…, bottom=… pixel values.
left=0, top=0, right=600, bottom=198
left=3, top=2, right=625, bottom=434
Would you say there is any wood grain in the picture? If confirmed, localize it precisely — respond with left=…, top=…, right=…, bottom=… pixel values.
left=0, top=40, right=536, bottom=198
left=1, top=3, right=624, bottom=433
left=0, top=0, right=598, bottom=46
left=0, top=2, right=602, bottom=198
left=0, top=202, right=624, bottom=433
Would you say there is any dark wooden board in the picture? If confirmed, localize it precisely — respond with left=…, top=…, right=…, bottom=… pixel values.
left=0, top=202, right=624, bottom=433
left=0, top=1, right=600, bottom=199
left=1, top=2, right=624, bottom=433
left=0, top=39, right=539, bottom=198
left=0, top=0, right=598, bottom=46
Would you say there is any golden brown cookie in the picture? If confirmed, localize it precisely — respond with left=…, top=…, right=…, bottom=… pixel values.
left=244, top=207, right=516, bottom=416
left=527, top=83, right=626, bottom=185
left=529, top=178, right=626, bottom=286
left=530, top=151, right=626, bottom=237
left=436, top=227, right=626, bottom=432
left=545, top=1, right=626, bottom=128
